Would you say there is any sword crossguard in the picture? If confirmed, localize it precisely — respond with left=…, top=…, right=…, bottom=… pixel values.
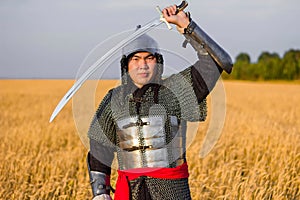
left=156, top=1, right=189, bottom=30
left=156, top=6, right=172, bottom=30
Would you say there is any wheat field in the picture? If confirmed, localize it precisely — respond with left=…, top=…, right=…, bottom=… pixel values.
left=0, top=80, right=299, bottom=200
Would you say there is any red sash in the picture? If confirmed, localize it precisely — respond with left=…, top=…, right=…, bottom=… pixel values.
left=114, top=162, right=189, bottom=200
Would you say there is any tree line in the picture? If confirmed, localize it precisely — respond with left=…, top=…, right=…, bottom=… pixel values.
left=222, top=49, right=300, bottom=80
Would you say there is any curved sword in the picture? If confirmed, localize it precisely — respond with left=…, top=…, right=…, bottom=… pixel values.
left=50, top=1, right=188, bottom=122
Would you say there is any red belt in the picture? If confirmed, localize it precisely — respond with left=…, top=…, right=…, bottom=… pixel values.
left=114, top=162, right=189, bottom=200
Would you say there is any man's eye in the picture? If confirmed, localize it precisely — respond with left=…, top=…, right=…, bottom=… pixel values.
left=131, top=57, right=139, bottom=61
left=146, top=56, right=155, bottom=61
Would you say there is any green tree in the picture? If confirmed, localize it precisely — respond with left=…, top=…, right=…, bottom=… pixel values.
left=224, top=49, right=300, bottom=81
left=236, top=53, right=251, bottom=63
left=257, top=51, right=281, bottom=80
left=229, top=53, right=252, bottom=80
left=282, top=49, right=300, bottom=80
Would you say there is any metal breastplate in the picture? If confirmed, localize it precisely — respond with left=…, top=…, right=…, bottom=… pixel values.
left=116, top=115, right=186, bottom=170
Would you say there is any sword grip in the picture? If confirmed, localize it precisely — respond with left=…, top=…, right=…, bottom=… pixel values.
left=176, top=0, right=188, bottom=14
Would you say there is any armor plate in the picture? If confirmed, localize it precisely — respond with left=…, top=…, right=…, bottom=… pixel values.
left=116, top=115, right=186, bottom=169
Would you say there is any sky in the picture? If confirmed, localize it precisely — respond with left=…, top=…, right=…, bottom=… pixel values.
left=0, top=0, right=299, bottom=79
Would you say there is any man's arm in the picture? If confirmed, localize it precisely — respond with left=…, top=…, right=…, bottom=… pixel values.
left=87, top=149, right=112, bottom=199
left=162, top=5, right=233, bottom=101
left=162, top=5, right=233, bottom=73
left=87, top=91, right=116, bottom=199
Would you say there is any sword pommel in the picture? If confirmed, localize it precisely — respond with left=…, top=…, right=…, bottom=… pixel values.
left=176, top=0, right=188, bottom=14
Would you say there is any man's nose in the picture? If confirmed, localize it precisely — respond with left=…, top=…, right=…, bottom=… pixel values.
left=138, top=59, right=149, bottom=68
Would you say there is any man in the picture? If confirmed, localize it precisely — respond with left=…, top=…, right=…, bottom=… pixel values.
left=87, top=4, right=233, bottom=200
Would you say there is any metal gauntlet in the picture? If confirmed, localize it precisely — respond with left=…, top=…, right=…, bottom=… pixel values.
left=183, top=20, right=233, bottom=74
left=89, top=171, right=110, bottom=197
left=87, top=156, right=111, bottom=197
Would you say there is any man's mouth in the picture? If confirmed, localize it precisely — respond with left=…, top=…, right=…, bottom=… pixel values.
left=138, top=73, right=149, bottom=77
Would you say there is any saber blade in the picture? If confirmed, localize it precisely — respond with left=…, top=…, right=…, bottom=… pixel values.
left=49, top=19, right=163, bottom=122
left=50, top=1, right=188, bottom=122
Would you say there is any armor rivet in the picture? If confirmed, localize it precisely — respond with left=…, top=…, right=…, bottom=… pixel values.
left=98, top=185, right=104, bottom=189
left=96, top=189, right=102, bottom=195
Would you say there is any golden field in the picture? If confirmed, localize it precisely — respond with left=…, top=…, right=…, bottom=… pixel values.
left=0, top=80, right=299, bottom=200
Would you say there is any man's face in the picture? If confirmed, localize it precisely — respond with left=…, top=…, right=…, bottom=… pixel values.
left=127, top=52, right=158, bottom=88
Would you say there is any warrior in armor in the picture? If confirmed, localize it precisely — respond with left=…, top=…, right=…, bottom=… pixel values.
left=87, top=5, right=233, bottom=200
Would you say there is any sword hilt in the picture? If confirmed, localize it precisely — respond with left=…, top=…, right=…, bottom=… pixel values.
left=176, top=0, right=188, bottom=14
left=156, top=0, right=189, bottom=30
